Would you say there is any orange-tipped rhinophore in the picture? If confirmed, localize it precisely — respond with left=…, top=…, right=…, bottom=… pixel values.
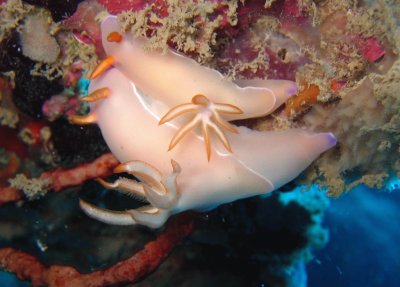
left=68, top=114, right=97, bottom=125
left=90, top=56, right=115, bottom=80
left=81, top=87, right=111, bottom=102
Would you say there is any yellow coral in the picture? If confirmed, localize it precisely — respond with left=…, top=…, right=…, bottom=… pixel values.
left=118, top=0, right=239, bottom=63
left=9, top=174, right=51, bottom=200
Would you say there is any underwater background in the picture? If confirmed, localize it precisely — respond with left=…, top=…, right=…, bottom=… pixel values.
left=0, top=0, right=399, bottom=286
left=1, top=183, right=400, bottom=286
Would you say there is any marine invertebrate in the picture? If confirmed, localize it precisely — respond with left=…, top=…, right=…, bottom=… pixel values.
left=18, top=120, right=47, bottom=146
left=285, top=83, right=320, bottom=118
left=50, top=118, right=109, bottom=168
left=19, top=12, right=60, bottom=64
left=99, top=0, right=239, bottom=62
left=3, top=1, right=398, bottom=286
left=63, top=0, right=106, bottom=57
left=159, top=94, right=243, bottom=160
left=12, top=67, right=64, bottom=119
left=0, top=152, right=118, bottom=205
left=8, top=173, right=50, bottom=200
left=0, top=212, right=195, bottom=287
left=73, top=15, right=336, bottom=228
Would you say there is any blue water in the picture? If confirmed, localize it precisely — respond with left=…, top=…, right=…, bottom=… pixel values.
left=308, top=183, right=400, bottom=287
left=0, top=272, right=28, bottom=287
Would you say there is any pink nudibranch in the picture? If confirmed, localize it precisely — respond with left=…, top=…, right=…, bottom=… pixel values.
left=78, top=15, right=336, bottom=228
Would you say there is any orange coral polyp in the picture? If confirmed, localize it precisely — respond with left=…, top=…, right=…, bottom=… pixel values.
left=107, top=31, right=123, bottom=43
left=285, top=84, right=320, bottom=117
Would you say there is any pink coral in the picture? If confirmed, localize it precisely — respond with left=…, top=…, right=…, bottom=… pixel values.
left=97, top=0, right=167, bottom=15
left=355, top=36, right=386, bottom=62
left=42, top=94, right=81, bottom=122
left=63, top=0, right=105, bottom=57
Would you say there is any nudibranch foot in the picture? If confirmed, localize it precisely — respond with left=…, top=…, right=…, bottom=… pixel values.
left=80, top=159, right=180, bottom=228
left=160, top=94, right=243, bottom=161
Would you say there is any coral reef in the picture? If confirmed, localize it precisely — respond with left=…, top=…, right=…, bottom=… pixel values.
left=0, top=181, right=327, bottom=287
left=19, top=11, right=60, bottom=64
left=13, top=67, right=63, bottom=119
left=63, top=0, right=106, bottom=57
left=50, top=118, right=109, bottom=168
left=300, top=0, right=400, bottom=195
left=23, top=0, right=84, bottom=22
left=0, top=77, right=18, bottom=128
left=9, top=173, right=51, bottom=200
left=0, top=0, right=399, bottom=285
left=0, top=212, right=195, bottom=287
left=0, top=152, right=118, bottom=205
left=116, top=0, right=239, bottom=63
left=0, top=0, right=34, bottom=43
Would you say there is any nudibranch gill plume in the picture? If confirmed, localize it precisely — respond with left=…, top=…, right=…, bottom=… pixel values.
left=70, top=15, right=337, bottom=228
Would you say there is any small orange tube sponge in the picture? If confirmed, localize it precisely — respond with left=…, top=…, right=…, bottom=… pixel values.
left=285, top=84, right=320, bottom=117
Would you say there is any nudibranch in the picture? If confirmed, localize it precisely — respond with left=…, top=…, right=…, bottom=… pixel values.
left=72, top=15, right=336, bottom=228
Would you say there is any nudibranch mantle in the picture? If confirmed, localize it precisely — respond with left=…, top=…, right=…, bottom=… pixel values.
left=77, top=15, right=336, bottom=228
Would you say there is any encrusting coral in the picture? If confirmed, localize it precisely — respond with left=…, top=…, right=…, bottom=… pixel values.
left=0, top=0, right=100, bottom=81
left=300, top=0, right=400, bottom=195
left=204, top=0, right=400, bottom=195
left=8, top=173, right=50, bottom=200
left=0, top=0, right=34, bottom=43
left=0, top=77, right=18, bottom=128
left=19, top=11, right=60, bottom=64
left=114, top=0, right=239, bottom=63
